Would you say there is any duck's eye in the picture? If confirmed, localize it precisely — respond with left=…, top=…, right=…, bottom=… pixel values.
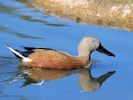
left=92, top=40, right=97, bottom=43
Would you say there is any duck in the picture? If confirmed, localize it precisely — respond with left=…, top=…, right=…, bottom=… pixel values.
left=5, top=36, right=115, bottom=70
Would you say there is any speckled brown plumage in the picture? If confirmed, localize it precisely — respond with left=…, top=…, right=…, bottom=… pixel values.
left=21, top=49, right=89, bottom=70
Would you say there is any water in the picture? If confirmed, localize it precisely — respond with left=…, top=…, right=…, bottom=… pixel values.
left=0, top=0, right=133, bottom=100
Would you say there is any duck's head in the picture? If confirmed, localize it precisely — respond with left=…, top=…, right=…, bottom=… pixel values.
left=78, top=36, right=115, bottom=57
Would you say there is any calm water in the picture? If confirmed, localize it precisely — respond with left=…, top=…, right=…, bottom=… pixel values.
left=0, top=0, right=133, bottom=100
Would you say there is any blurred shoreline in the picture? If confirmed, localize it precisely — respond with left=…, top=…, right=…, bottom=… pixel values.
left=30, top=0, right=133, bottom=31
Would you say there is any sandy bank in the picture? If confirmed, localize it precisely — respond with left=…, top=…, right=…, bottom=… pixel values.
left=30, top=0, right=133, bottom=31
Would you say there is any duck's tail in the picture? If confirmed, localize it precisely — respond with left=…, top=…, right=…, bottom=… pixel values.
left=5, top=45, right=32, bottom=62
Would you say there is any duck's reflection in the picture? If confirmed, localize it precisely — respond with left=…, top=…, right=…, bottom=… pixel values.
left=78, top=69, right=115, bottom=92
left=20, top=67, right=115, bottom=92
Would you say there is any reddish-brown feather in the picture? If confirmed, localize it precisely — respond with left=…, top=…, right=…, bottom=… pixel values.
left=21, top=49, right=89, bottom=69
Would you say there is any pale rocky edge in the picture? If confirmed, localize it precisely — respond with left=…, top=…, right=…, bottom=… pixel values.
left=30, top=0, right=133, bottom=31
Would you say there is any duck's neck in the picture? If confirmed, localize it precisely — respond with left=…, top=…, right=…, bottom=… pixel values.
left=75, top=50, right=92, bottom=67
left=78, top=50, right=91, bottom=60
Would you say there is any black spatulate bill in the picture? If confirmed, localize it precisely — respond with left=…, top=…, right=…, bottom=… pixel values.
left=96, top=44, right=115, bottom=57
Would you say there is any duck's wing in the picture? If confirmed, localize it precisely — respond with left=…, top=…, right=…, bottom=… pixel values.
left=22, top=46, right=57, bottom=57
left=22, top=46, right=57, bottom=51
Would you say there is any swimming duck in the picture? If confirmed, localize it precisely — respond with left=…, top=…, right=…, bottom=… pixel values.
left=5, top=36, right=115, bottom=69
